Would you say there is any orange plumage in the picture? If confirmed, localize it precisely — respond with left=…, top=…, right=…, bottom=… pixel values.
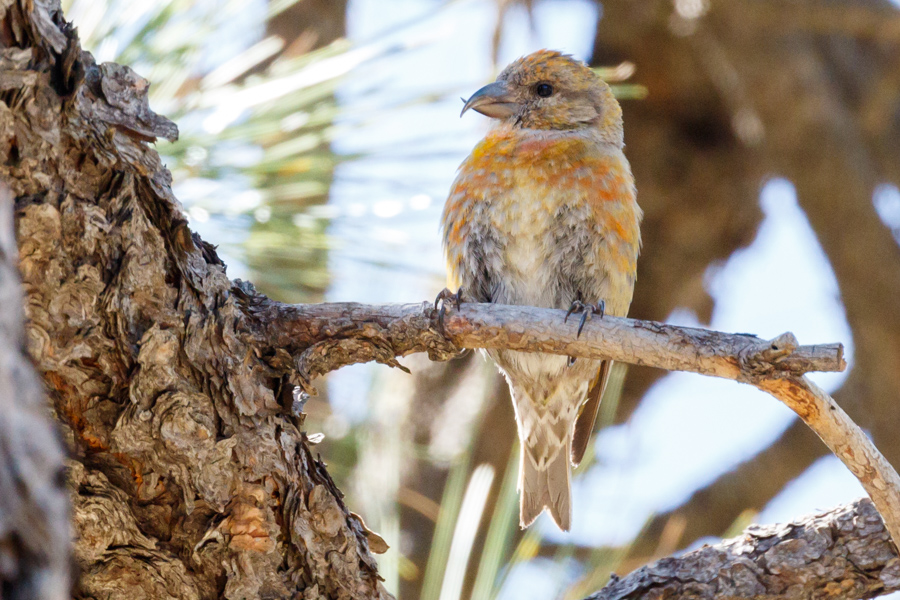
left=441, top=50, right=642, bottom=530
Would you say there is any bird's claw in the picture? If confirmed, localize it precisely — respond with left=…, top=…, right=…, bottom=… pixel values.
left=434, top=287, right=465, bottom=335
left=565, top=299, right=606, bottom=338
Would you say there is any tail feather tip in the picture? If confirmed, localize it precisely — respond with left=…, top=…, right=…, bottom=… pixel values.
left=520, top=445, right=573, bottom=532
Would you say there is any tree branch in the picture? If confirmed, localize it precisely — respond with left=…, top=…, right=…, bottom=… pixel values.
left=243, top=298, right=900, bottom=554
left=588, top=498, right=900, bottom=600
left=245, top=300, right=845, bottom=385
left=757, top=377, right=900, bottom=555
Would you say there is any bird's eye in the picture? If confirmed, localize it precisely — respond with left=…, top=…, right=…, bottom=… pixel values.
left=535, top=83, right=553, bottom=97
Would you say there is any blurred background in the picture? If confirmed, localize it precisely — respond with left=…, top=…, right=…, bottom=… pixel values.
left=63, top=0, right=900, bottom=598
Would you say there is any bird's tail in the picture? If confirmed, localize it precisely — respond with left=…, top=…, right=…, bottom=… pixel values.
left=519, top=437, right=572, bottom=531
left=511, top=383, right=576, bottom=531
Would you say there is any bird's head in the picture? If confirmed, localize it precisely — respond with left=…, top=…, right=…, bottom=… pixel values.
left=461, top=50, right=623, bottom=145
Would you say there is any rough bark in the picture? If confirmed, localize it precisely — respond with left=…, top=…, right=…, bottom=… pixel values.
left=0, top=1, right=388, bottom=598
left=588, top=498, right=900, bottom=600
left=0, top=187, right=70, bottom=599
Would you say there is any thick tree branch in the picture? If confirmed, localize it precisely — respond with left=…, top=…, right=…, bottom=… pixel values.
left=588, top=498, right=900, bottom=600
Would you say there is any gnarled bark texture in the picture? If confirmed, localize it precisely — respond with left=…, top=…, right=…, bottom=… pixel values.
left=589, top=499, right=900, bottom=600
left=0, top=1, right=387, bottom=598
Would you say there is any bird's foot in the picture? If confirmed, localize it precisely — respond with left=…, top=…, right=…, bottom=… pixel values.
left=565, top=299, right=606, bottom=338
left=434, top=287, right=465, bottom=334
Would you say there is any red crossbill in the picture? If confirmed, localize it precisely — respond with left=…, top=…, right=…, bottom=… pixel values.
left=440, top=50, right=642, bottom=531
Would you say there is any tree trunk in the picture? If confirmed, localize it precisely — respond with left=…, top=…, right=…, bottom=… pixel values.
left=1, top=1, right=387, bottom=597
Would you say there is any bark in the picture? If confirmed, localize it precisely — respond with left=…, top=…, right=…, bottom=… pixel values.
left=0, top=2, right=387, bottom=598
left=588, top=498, right=900, bottom=600
left=0, top=186, right=70, bottom=599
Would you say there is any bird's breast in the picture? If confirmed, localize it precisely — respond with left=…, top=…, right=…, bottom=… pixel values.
left=443, top=128, right=641, bottom=310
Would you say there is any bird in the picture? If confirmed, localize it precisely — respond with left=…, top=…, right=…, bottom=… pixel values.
left=439, top=50, right=642, bottom=531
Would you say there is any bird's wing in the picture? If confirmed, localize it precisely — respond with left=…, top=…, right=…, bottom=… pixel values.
left=570, top=359, right=610, bottom=467
left=570, top=151, right=641, bottom=467
left=441, top=137, right=513, bottom=301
